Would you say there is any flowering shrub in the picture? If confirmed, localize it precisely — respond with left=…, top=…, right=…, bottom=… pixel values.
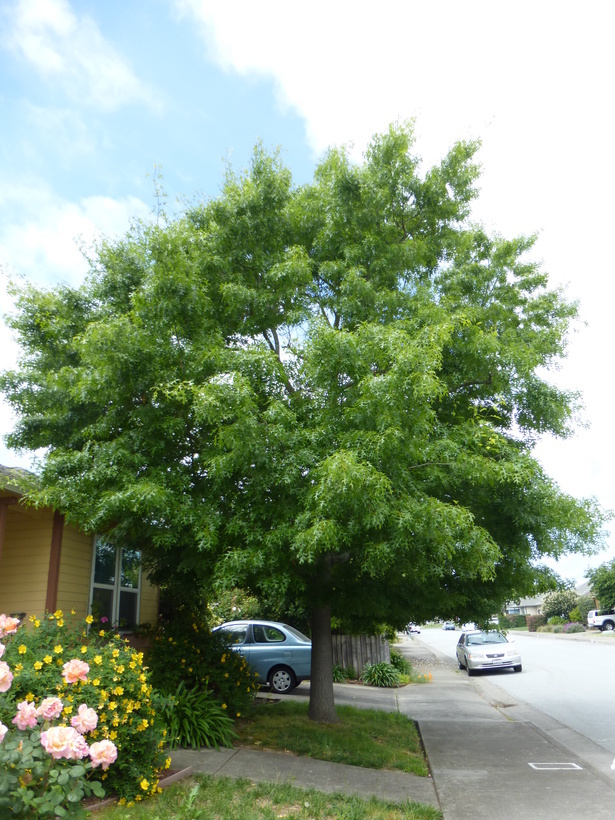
left=0, top=611, right=168, bottom=804
left=147, top=611, right=259, bottom=721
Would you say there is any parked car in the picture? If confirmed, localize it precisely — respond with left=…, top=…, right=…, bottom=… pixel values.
left=442, top=622, right=455, bottom=631
left=406, top=623, right=421, bottom=634
left=456, top=630, right=522, bottom=676
left=212, top=620, right=311, bottom=694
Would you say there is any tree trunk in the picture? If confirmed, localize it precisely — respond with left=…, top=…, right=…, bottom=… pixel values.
left=308, top=603, right=339, bottom=723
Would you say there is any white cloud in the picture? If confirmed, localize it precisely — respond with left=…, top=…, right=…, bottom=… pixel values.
left=4, top=0, right=158, bottom=111
left=0, top=182, right=152, bottom=285
left=176, top=0, right=615, bottom=582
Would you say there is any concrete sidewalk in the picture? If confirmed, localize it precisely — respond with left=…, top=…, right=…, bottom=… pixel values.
left=171, top=636, right=615, bottom=818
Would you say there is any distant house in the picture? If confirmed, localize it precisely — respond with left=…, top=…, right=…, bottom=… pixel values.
left=505, top=595, right=546, bottom=616
left=0, top=465, right=158, bottom=628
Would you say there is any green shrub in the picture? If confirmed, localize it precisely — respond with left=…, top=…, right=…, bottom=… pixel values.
left=389, top=650, right=412, bottom=676
left=158, top=682, right=238, bottom=749
left=0, top=610, right=167, bottom=804
left=526, top=614, right=546, bottom=632
left=147, top=611, right=260, bottom=719
left=332, top=664, right=350, bottom=683
left=548, top=616, right=566, bottom=625
left=360, top=663, right=401, bottom=688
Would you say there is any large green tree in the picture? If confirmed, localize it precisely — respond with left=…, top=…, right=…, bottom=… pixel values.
left=1, top=123, right=607, bottom=722
left=587, top=560, right=615, bottom=609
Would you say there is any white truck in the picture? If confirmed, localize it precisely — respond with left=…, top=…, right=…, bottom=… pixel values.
left=587, top=609, right=615, bottom=631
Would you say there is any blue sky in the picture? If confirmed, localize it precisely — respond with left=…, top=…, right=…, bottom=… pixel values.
left=1, top=0, right=614, bottom=584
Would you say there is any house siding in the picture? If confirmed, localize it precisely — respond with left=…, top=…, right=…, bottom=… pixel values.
left=139, top=575, right=159, bottom=626
left=56, top=526, right=94, bottom=618
left=0, top=504, right=53, bottom=618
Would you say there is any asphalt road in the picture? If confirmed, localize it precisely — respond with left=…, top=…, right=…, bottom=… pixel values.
left=416, top=627, right=615, bottom=755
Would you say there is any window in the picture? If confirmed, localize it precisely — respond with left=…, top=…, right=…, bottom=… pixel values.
left=90, top=538, right=141, bottom=630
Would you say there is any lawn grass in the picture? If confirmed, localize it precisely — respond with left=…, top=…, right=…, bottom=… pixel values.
left=94, top=774, right=442, bottom=819
left=92, top=700, right=441, bottom=819
left=234, top=700, right=429, bottom=776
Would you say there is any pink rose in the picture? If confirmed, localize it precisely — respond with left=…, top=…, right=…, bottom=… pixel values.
left=0, top=614, right=20, bottom=638
left=41, top=726, right=89, bottom=760
left=12, top=700, right=38, bottom=730
left=0, top=661, right=12, bottom=693
left=0, top=642, right=5, bottom=658
left=0, top=722, right=8, bottom=744
left=62, top=659, right=90, bottom=684
left=37, top=697, right=64, bottom=721
left=89, top=739, right=118, bottom=770
left=71, top=703, right=98, bottom=734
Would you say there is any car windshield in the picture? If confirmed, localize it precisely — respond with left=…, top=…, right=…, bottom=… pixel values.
left=466, top=632, right=508, bottom=646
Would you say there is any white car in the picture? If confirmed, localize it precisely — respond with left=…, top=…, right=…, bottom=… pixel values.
left=456, top=630, right=522, bottom=676
left=406, top=623, right=421, bottom=634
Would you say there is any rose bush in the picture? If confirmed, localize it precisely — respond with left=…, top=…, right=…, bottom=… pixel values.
left=0, top=663, right=111, bottom=815
left=0, top=611, right=168, bottom=804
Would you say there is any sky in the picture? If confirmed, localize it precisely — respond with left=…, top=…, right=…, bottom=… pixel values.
left=0, top=0, right=613, bottom=585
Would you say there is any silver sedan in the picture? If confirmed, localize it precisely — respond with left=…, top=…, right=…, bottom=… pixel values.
left=456, top=630, right=522, bottom=675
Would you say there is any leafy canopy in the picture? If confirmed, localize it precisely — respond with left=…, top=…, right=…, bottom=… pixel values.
left=1, top=122, right=608, bottom=720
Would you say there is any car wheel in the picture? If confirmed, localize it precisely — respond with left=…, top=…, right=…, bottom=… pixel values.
left=467, top=665, right=475, bottom=677
left=513, top=664, right=522, bottom=673
left=602, top=621, right=615, bottom=632
left=268, top=666, right=297, bottom=695
left=458, top=661, right=464, bottom=670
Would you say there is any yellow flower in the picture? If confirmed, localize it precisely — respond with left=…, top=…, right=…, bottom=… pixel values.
left=112, top=649, right=120, bottom=658
left=93, top=678, right=100, bottom=687
left=43, top=656, right=52, bottom=664
left=57, top=619, right=64, bottom=627
left=63, top=705, right=73, bottom=715
left=54, top=645, right=63, bottom=654
left=34, top=619, right=40, bottom=628
left=222, top=703, right=227, bottom=710
left=99, top=630, right=105, bottom=637
left=140, top=779, right=149, bottom=791
left=85, top=615, right=94, bottom=624
left=110, top=730, right=117, bottom=740
left=71, top=609, right=76, bottom=615
left=33, top=661, right=43, bottom=670
left=54, top=610, right=63, bottom=619
left=113, top=686, right=124, bottom=696
left=15, top=663, right=23, bottom=672
left=93, top=655, right=103, bottom=665
left=81, top=646, right=88, bottom=654
left=116, top=665, right=125, bottom=674
left=165, top=757, right=171, bottom=769
left=25, top=692, right=34, bottom=702
left=18, top=645, right=27, bottom=655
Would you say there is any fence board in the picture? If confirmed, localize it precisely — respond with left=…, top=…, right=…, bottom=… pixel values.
left=331, top=634, right=390, bottom=674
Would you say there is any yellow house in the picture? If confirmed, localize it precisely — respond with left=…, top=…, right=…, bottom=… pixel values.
left=0, top=465, right=158, bottom=628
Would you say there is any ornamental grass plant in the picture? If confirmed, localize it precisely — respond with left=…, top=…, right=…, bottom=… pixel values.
left=0, top=611, right=167, bottom=805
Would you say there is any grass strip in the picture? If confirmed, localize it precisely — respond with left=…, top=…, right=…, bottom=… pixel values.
left=94, top=773, right=442, bottom=819
left=234, top=700, right=429, bottom=776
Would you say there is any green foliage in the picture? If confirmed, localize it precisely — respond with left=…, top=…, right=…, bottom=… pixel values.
left=146, top=610, right=259, bottom=718
left=158, top=682, right=237, bottom=750
left=542, top=590, right=578, bottom=620
left=587, top=560, right=615, bottom=609
left=389, top=650, right=413, bottom=676
left=0, top=723, right=106, bottom=817
left=526, top=614, right=546, bottom=632
left=360, top=663, right=401, bottom=688
left=207, top=587, right=263, bottom=626
left=2, top=121, right=610, bottom=720
left=567, top=607, right=582, bottom=623
left=548, top=616, right=566, bottom=625
left=0, top=611, right=166, bottom=803
left=332, top=664, right=350, bottom=683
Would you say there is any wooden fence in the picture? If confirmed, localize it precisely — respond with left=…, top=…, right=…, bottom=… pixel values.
left=331, top=634, right=390, bottom=675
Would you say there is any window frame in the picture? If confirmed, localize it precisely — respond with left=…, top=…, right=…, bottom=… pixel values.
left=89, top=537, right=142, bottom=631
